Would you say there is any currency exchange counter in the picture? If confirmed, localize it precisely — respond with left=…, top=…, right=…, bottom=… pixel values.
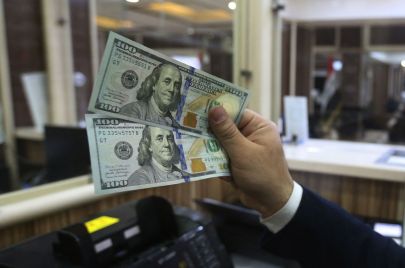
left=0, top=196, right=296, bottom=268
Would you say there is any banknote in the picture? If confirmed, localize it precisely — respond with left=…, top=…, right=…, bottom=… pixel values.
left=86, top=114, right=230, bottom=194
left=88, top=31, right=249, bottom=137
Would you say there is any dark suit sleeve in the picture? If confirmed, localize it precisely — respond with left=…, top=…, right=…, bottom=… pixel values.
left=261, top=187, right=405, bottom=268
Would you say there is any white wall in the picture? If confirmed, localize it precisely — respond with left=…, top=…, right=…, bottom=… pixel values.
left=282, top=0, right=405, bottom=21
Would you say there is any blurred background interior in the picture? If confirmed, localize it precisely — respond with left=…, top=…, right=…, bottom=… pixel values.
left=1, top=0, right=403, bottom=192
left=0, top=0, right=236, bottom=191
left=1, top=0, right=405, bottom=265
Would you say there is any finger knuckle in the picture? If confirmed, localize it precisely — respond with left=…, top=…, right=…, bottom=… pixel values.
left=221, top=122, right=240, bottom=140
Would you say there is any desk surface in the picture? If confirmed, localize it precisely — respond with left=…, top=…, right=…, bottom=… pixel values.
left=0, top=176, right=102, bottom=228
left=284, top=139, right=405, bottom=182
left=15, top=127, right=44, bottom=141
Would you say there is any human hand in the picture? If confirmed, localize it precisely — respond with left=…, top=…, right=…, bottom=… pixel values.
left=208, top=106, right=294, bottom=218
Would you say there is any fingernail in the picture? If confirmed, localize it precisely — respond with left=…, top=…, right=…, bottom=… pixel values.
left=209, top=106, right=227, bottom=124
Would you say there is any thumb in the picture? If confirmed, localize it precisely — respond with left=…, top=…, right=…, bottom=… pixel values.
left=208, top=106, right=246, bottom=156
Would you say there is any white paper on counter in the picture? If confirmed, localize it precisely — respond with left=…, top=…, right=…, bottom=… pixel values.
left=284, top=96, right=309, bottom=143
left=21, top=72, right=48, bottom=132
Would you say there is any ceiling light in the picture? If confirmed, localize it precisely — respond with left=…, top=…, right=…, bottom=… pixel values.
left=96, top=16, right=134, bottom=30
left=147, top=2, right=231, bottom=23
left=401, top=60, right=405, bottom=68
left=333, top=60, right=343, bottom=71
left=126, top=0, right=140, bottom=3
left=228, top=1, right=236, bottom=10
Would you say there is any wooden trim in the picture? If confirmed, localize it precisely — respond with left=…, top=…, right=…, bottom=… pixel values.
left=335, top=26, right=341, bottom=49
left=234, top=0, right=274, bottom=120
left=289, top=21, right=297, bottom=96
left=89, top=0, right=99, bottom=81
left=233, top=0, right=249, bottom=88
left=0, top=0, right=18, bottom=188
left=271, top=9, right=282, bottom=123
left=41, top=0, right=76, bottom=125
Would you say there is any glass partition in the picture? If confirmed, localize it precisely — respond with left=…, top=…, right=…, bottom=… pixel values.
left=0, top=0, right=235, bottom=194
left=281, top=21, right=405, bottom=144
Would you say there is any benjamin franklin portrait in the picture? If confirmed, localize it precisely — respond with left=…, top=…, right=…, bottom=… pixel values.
left=120, top=63, right=182, bottom=127
left=127, top=126, right=184, bottom=185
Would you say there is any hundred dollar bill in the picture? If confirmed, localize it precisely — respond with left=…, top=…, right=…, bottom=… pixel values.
left=88, top=31, right=249, bottom=137
left=86, top=114, right=230, bottom=194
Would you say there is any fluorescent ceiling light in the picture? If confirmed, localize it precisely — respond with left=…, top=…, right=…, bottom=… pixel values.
left=126, top=0, right=140, bottom=3
left=96, top=16, right=134, bottom=30
left=333, top=60, right=343, bottom=71
left=401, top=60, right=405, bottom=68
left=228, top=1, right=236, bottom=10
left=146, top=2, right=231, bottom=23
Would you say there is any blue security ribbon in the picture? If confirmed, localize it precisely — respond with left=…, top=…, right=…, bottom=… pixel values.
left=174, top=129, right=190, bottom=182
left=176, top=67, right=196, bottom=122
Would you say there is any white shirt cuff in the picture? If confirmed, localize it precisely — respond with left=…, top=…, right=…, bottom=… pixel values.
left=261, top=181, right=303, bottom=233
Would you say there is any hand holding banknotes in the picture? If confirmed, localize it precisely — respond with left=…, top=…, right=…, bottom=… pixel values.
left=86, top=32, right=246, bottom=194
left=208, top=106, right=294, bottom=218
left=210, top=107, right=405, bottom=268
